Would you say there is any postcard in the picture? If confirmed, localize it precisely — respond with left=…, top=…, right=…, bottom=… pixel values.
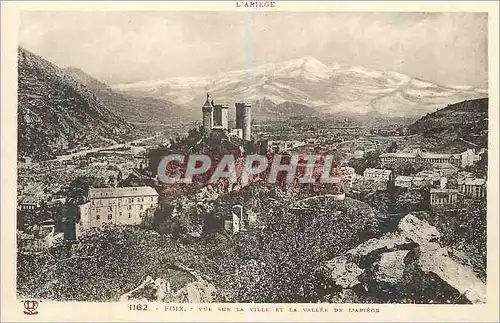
left=1, top=1, right=499, bottom=322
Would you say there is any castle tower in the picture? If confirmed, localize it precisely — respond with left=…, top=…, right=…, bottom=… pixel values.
left=221, top=104, right=229, bottom=130
left=202, top=93, right=213, bottom=134
left=235, top=102, right=251, bottom=141
left=212, top=104, right=229, bottom=130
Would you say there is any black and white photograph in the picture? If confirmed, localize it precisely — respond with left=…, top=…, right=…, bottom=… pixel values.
left=7, top=5, right=497, bottom=317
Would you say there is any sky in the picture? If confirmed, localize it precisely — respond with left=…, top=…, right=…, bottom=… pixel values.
left=19, top=11, right=488, bottom=87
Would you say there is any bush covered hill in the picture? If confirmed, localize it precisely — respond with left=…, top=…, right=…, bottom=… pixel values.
left=18, top=47, right=137, bottom=161
left=18, top=183, right=484, bottom=304
left=17, top=187, right=383, bottom=303
left=408, top=98, right=488, bottom=153
left=63, top=67, right=198, bottom=130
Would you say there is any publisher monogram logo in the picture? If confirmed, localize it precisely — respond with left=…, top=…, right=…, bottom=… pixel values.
left=23, top=300, right=39, bottom=315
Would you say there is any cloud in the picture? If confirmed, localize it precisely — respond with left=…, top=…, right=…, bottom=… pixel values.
left=19, top=11, right=487, bottom=86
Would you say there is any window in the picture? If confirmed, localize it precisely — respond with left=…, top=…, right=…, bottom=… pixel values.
left=92, top=200, right=95, bottom=205
left=128, top=213, right=131, bottom=218
left=108, top=214, right=112, bottom=220
left=140, top=205, right=143, bottom=210
left=96, top=214, right=100, bottom=220
left=141, top=197, right=144, bottom=202
left=128, top=206, right=132, bottom=210
left=109, top=206, right=112, bottom=211
left=150, top=197, right=153, bottom=201
left=119, top=212, right=122, bottom=217
left=151, top=204, right=154, bottom=208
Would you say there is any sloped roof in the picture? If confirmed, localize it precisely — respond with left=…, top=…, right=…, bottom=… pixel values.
left=89, top=186, right=158, bottom=199
left=364, top=168, right=392, bottom=175
left=461, top=178, right=486, bottom=186
left=203, top=93, right=213, bottom=108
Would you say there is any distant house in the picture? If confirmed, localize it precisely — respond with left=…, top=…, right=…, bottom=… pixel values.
left=267, top=140, right=306, bottom=153
left=224, top=205, right=245, bottom=235
left=394, top=176, right=413, bottom=188
left=415, top=170, right=447, bottom=188
left=430, top=188, right=459, bottom=208
left=432, top=163, right=459, bottom=177
left=395, top=175, right=430, bottom=189
left=363, top=168, right=393, bottom=182
left=133, top=154, right=149, bottom=169
left=18, top=156, right=32, bottom=169
left=229, top=128, right=243, bottom=139
left=224, top=205, right=259, bottom=235
left=352, top=150, right=365, bottom=159
left=19, top=197, right=41, bottom=211
left=458, top=178, right=486, bottom=199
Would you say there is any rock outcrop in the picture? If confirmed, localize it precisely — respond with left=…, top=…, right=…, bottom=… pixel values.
left=320, top=213, right=486, bottom=304
left=118, top=263, right=218, bottom=303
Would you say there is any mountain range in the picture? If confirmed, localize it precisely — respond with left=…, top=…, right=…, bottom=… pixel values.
left=111, top=56, right=487, bottom=119
left=17, top=47, right=489, bottom=161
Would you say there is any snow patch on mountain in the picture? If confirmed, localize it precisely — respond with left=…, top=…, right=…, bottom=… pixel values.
left=112, top=56, right=487, bottom=118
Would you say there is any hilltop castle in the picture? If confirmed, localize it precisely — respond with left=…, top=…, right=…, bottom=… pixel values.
left=201, top=93, right=251, bottom=141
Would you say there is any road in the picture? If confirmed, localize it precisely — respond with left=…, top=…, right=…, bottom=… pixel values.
left=53, top=134, right=160, bottom=161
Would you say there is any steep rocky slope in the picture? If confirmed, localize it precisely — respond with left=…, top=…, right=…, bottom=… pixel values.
left=18, top=47, right=137, bottom=160
left=63, top=67, right=197, bottom=126
left=408, top=98, right=488, bottom=152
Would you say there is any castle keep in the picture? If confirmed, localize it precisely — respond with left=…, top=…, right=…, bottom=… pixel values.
left=201, top=93, right=251, bottom=141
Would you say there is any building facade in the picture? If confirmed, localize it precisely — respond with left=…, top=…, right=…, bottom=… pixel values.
left=459, top=178, right=486, bottom=199
left=430, top=188, right=459, bottom=207
left=363, top=168, right=393, bottom=181
left=267, top=140, right=306, bottom=153
left=394, top=175, right=427, bottom=189
left=224, top=204, right=245, bottom=235
left=78, top=186, right=159, bottom=232
left=379, top=149, right=478, bottom=168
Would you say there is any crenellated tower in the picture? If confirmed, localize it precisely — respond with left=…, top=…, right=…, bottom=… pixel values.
left=235, top=102, right=252, bottom=141
left=202, top=93, right=213, bottom=134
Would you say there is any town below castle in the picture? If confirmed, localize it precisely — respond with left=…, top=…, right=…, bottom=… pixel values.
left=17, top=93, right=488, bottom=244
left=17, top=89, right=488, bottom=305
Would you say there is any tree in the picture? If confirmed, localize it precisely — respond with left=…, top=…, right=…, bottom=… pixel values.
left=393, top=189, right=428, bottom=213
left=387, top=141, right=399, bottom=153
left=66, top=175, right=106, bottom=204
left=348, top=150, right=382, bottom=175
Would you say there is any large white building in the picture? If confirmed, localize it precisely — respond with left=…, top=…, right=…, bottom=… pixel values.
left=77, top=186, right=159, bottom=233
left=379, top=149, right=478, bottom=168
